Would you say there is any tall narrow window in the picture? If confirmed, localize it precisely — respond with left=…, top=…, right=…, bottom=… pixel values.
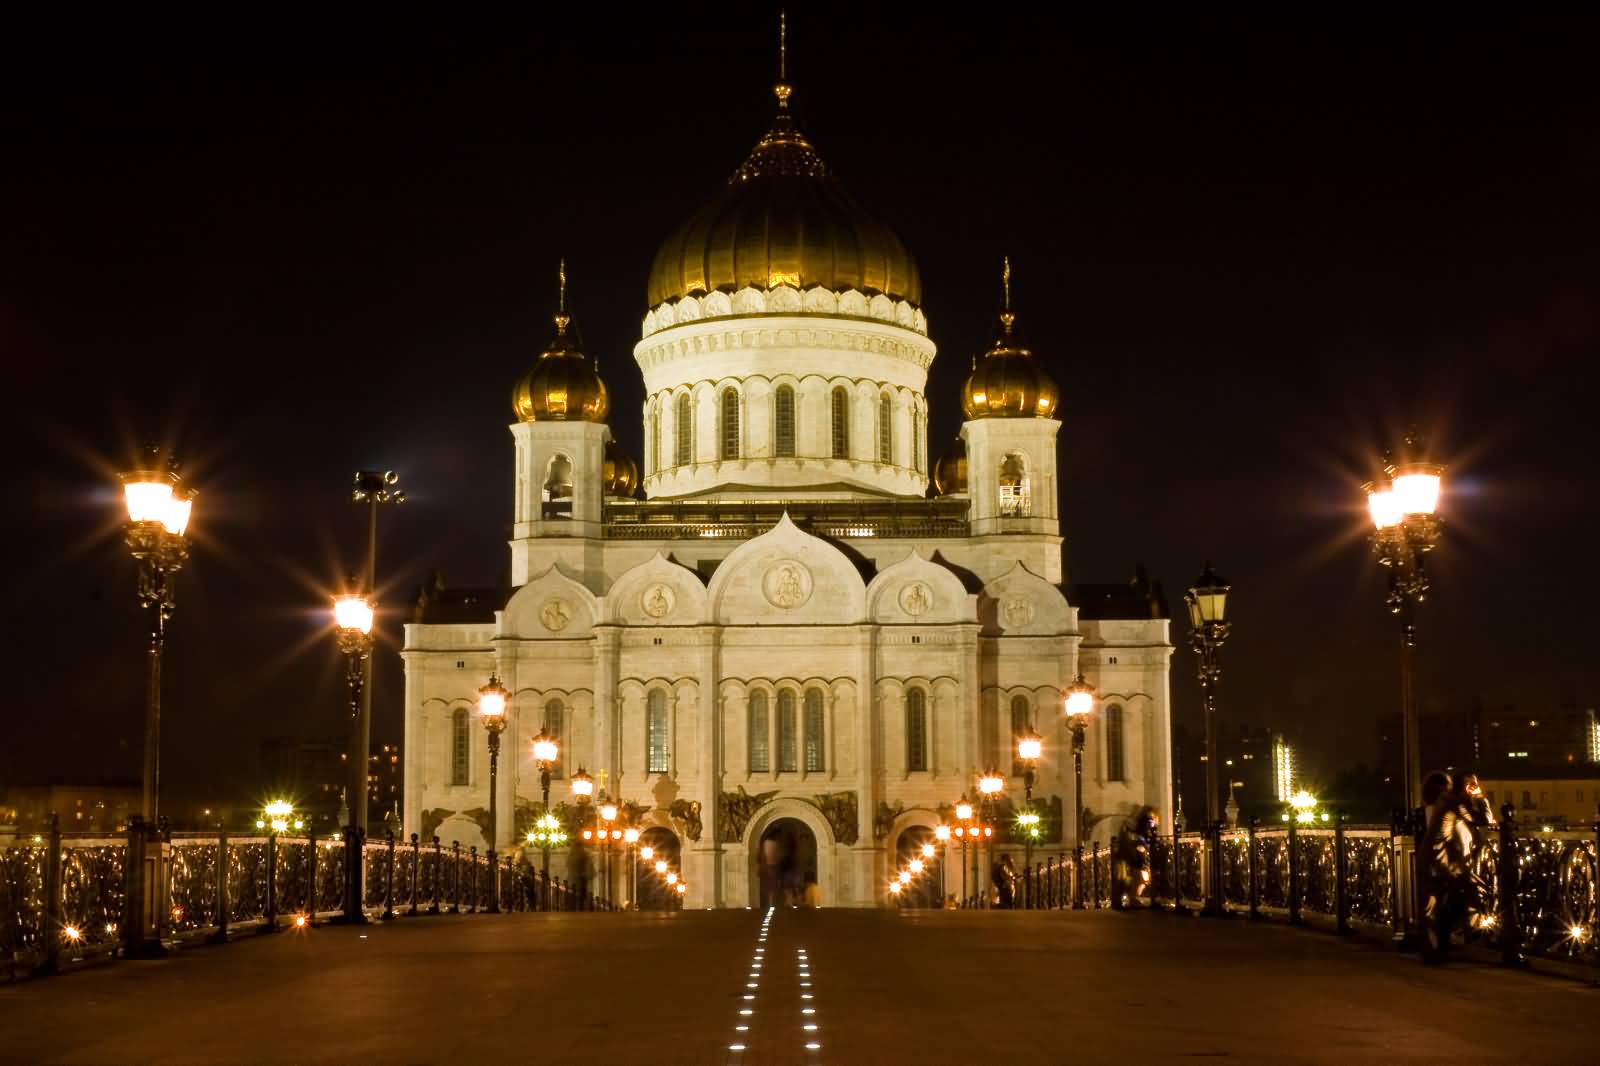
left=906, top=688, right=928, bottom=772
left=878, top=392, right=892, bottom=463
left=450, top=708, right=470, bottom=786
left=646, top=689, right=669, bottom=774
left=913, top=409, right=924, bottom=473
left=804, top=688, right=826, bottom=772
left=774, top=385, right=796, bottom=458
left=1105, top=703, right=1126, bottom=782
left=778, top=690, right=798, bottom=772
left=721, top=388, right=740, bottom=460
left=674, top=393, right=692, bottom=466
left=830, top=387, right=849, bottom=459
left=748, top=691, right=770, bottom=773
left=649, top=406, right=660, bottom=475
left=544, top=698, right=564, bottom=778
left=1010, top=696, right=1032, bottom=776
left=999, top=453, right=1030, bottom=516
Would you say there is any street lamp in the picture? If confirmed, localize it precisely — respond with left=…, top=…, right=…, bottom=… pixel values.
left=347, top=470, right=403, bottom=844
left=624, top=827, right=641, bottom=909
left=333, top=581, right=374, bottom=922
left=571, top=767, right=593, bottom=905
left=1363, top=431, right=1443, bottom=812
left=531, top=726, right=560, bottom=885
left=478, top=673, right=509, bottom=913
left=120, top=448, right=195, bottom=955
left=978, top=769, right=1003, bottom=909
left=1015, top=728, right=1043, bottom=907
left=594, top=796, right=620, bottom=907
left=1063, top=674, right=1097, bottom=909
left=1185, top=565, right=1231, bottom=918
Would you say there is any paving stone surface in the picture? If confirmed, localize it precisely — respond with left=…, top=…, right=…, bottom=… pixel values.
left=2, top=908, right=1594, bottom=1064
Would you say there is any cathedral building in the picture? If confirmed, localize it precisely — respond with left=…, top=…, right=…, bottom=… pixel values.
left=401, top=59, right=1173, bottom=908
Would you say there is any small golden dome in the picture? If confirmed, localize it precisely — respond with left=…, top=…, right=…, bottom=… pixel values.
left=512, top=267, right=610, bottom=423
left=602, top=440, right=639, bottom=498
left=960, top=259, right=1058, bottom=419
left=933, top=437, right=968, bottom=496
left=646, top=81, right=921, bottom=311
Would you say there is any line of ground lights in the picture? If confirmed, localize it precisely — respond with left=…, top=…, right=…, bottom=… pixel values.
left=727, top=907, right=822, bottom=1057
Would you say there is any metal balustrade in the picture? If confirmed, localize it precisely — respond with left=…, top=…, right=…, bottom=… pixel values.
left=3, top=820, right=602, bottom=980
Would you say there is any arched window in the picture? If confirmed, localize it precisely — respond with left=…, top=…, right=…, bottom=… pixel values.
left=674, top=393, right=692, bottom=466
left=804, top=688, right=826, bottom=772
left=774, top=385, right=796, bottom=458
left=649, top=405, right=660, bottom=476
left=913, top=409, right=924, bottom=473
left=544, top=698, right=565, bottom=778
left=450, top=707, right=470, bottom=786
left=1010, top=695, right=1032, bottom=776
left=748, top=691, right=770, bottom=773
left=720, top=388, right=740, bottom=460
left=830, top=387, right=849, bottom=459
left=1105, top=703, right=1126, bottom=782
left=646, top=690, right=669, bottom=774
left=878, top=392, right=893, bottom=464
left=541, top=453, right=573, bottom=518
left=777, top=690, right=798, bottom=772
left=999, top=452, right=1030, bottom=516
left=906, top=688, right=928, bottom=772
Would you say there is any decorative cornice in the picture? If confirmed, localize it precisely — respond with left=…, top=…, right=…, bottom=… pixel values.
left=635, top=316, right=934, bottom=374
left=644, top=287, right=927, bottom=339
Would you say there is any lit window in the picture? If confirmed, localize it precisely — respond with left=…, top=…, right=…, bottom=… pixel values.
left=878, top=393, right=892, bottom=464
left=721, top=388, right=740, bottom=461
left=830, top=387, right=849, bottom=459
left=805, top=689, right=826, bottom=772
left=1106, top=704, right=1126, bottom=782
left=749, top=691, right=770, bottom=773
left=778, top=691, right=798, bottom=772
left=775, top=386, right=796, bottom=458
left=647, top=690, right=669, bottom=774
left=906, top=688, right=927, bottom=772
left=675, top=393, right=693, bottom=466
left=450, top=708, right=470, bottom=786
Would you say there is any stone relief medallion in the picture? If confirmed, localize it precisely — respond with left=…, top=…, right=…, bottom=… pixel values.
left=540, top=599, right=572, bottom=632
left=1003, top=597, right=1034, bottom=629
left=898, top=581, right=933, bottom=617
left=641, top=583, right=675, bottom=619
left=761, top=559, right=813, bottom=609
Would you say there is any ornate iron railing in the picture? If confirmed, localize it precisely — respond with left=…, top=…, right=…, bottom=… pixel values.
left=3, top=822, right=601, bottom=980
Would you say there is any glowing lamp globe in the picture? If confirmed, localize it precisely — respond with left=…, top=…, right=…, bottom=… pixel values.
left=889, top=881, right=902, bottom=895
left=640, top=845, right=654, bottom=861
left=477, top=674, right=509, bottom=720
left=122, top=465, right=194, bottom=535
left=655, top=860, right=669, bottom=875
left=955, top=800, right=973, bottom=822
left=898, top=870, right=911, bottom=885
left=909, top=858, right=924, bottom=874
left=921, top=842, right=935, bottom=858
left=1064, top=675, right=1096, bottom=719
left=532, top=731, right=559, bottom=764
left=1366, top=484, right=1403, bottom=529
left=624, top=827, right=640, bottom=844
left=333, top=593, right=374, bottom=635
left=934, top=825, right=951, bottom=842
left=571, top=769, right=594, bottom=798
left=1185, top=565, right=1229, bottom=627
left=979, top=771, right=1003, bottom=796
left=1017, top=729, right=1042, bottom=762
left=666, top=872, right=678, bottom=886
left=675, top=882, right=687, bottom=895
left=599, top=800, right=619, bottom=823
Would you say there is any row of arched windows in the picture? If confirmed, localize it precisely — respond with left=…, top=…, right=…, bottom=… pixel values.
left=647, top=386, right=927, bottom=473
left=449, top=699, right=566, bottom=787
left=746, top=689, right=827, bottom=773
left=1008, top=696, right=1126, bottom=782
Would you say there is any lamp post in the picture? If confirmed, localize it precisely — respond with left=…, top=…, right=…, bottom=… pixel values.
left=624, top=827, right=641, bottom=909
left=120, top=449, right=194, bottom=955
left=1185, top=565, right=1231, bottom=918
left=587, top=795, right=620, bottom=907
left=1016, top=728, right=1042, bottom=906
left=333, top=584, right=375, bottom=922
left=1363, top=432, right=1443, bottom=812
left=348, top=470, right=403, bottom=840
left=531, top=727, right=560, bottom=885
left=478, top=673, right=509, bottom=913
left=638, top=843, right=653, bottom=911
left=571, top=768, right=593, bottom=905
left=1064, top=674, right=1096, bottom=909
left=954, top=798, right=973, bottom=906
left=978, top=770, right=1004, bottom=908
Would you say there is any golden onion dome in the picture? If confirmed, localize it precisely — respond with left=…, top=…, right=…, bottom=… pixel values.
left=512, top=270, right=610, bottom=423
left=645, top=80, right=921, bottom=311
left=601, top=440, right=640, bottom=498
left=932, top=437, right=968, bottom=496
left=960, top=259, right=1058, bottom=419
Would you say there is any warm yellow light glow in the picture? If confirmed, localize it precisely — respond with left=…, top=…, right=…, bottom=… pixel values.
left=666, top=872, right=678, bottom=885
left=1571, top=924, right=1590, bottom=942
left=921, top=842, right=935, bottom=858
left=610, top=828, right=622, bottom=841
left=294, top=914, right=308, bottom=928
left=265, top=800, right=293, bottom=817
left=934, top=825, right=951, bottom=842
left=655, top=860, right=668, bottom=874
left=979, top=772, right=1003, bottom=796
left=124, top=478, right=174, bottom=524
left=63, top=925, right=81, bottom=941
left=256, top=819, right=266, bottom=829
left=640, top=845, right=654, bottom=861
left=599, top=801, right=618, bottom=822
left=889, top=881, right=902, bottom=895
left=1367, top=486, right=1402, bottom=529
left=898, top=870, right=911, bottom=884
left=675, top=882, right=687, bottom=895
left=571, top=771, right=593, bottom=797
left=1295, top=810, right=1315, bottom=824
left=1017, top=735, right=1042, bottom=761
left=1290, top=790, right=1317, bottom=811
left=532, top=735, right=559, bottom=763
left=478, top=683, right=507, bottom=720
left=1392, top=471, right=1441, bottom=516
left=955, top=802, right=973, bottom=822
left=333, top=594, right=374, bottom=635
left=1065, top=686, right=1095, bottom=719
left=909, top=859, right=924, bottom=874
left=624, top=827, right=640, bottom=844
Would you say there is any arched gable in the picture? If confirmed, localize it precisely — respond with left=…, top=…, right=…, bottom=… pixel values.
left=978, top=561, right=1075, bottom=636
left=603, top=551, right=708, bottom=626
left=502, top=566, right=599, bottom=639
left=707, top=513, right=867, bottom=625
left=865, top=551, right=976, bottom=625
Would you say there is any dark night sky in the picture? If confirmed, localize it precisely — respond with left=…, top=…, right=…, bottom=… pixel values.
left=5, top=9, right=1597, bottom=809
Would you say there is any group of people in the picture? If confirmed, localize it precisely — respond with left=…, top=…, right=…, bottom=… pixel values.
left=1422, top=769, right=1495, bottom=962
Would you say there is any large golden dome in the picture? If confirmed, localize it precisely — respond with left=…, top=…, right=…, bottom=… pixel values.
left=511, top=310, right=610, bottom=423
left=646, top=85, right=921, bottom=311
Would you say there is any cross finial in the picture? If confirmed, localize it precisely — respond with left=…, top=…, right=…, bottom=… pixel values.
left=774, top=10, right=792, bottom=109
left=558, top=258, right=567, bottom=313
left=1002, top=255, right=1011, bottom=311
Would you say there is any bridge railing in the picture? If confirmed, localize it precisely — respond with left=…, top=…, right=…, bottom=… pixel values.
left=3, top=820, right=605, bottom=980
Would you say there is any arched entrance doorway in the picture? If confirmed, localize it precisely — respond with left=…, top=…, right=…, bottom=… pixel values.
left=895, top=826, right=943, bottom=909
left=758, top=818, right=818, bottom=908
left=635, top=827, right=682, bottom=911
